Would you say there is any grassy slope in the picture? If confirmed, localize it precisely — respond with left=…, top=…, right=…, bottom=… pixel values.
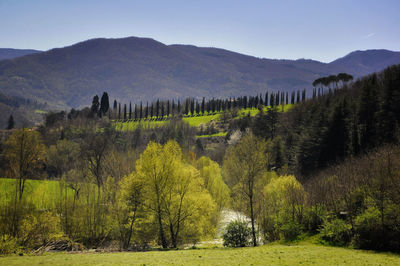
left=114, top=104, right=295, bottom=132
left=0, top=178, right=72, bottom=209
left=1, top=242, right=399, bottom=265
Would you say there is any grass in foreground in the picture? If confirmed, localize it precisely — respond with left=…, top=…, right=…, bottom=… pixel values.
left=1, top=242, right=399, bottom=265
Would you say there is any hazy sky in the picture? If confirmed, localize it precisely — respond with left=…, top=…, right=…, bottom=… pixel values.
left=1, top=0, right=399, bottom=62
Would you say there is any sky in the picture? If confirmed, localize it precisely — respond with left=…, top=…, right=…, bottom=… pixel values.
left=0, top=0, right=399, bottom=62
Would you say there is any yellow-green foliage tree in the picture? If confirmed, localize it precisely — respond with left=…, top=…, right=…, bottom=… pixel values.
left=223, top=133, right=269, bottom=246
left=263, top=175, right=306, bottom=241
left=130, top=140, right=217, bottom=248
left=196, top=156, right=230, bottom=211
left=4, top=129, right=46, bottom=237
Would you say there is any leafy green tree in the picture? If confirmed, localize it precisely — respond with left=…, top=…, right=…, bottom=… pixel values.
left=5, top=129, right=46, bottom=236
left=196, top=156, right=230, bottom=211
left=222, top=220, right=251, bottom=247
left=135, top=141, right=216, bottom=248
left=223, top=133, right=268, bottom=246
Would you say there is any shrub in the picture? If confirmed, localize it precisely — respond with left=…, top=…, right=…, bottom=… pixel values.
left=280, top=221, right=302, bottom=241
left=19, top=211, right=63, bottom=249
left=352, top=207, right=400, bottom=251
left=0, top=235, right=19, bottom=255
left=222, top=220, right=251, bottom=247
left=319, top=218, right=352, bottom=246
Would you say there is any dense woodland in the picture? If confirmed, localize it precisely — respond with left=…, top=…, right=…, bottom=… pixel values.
left=0, top=65, right=399, bottom=254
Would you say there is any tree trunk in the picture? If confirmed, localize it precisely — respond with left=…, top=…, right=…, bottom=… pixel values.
left=250, top=194, right=257, bottom=246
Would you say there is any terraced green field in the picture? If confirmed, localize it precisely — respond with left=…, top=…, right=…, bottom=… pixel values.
left=1, top=242, right=399, bottom=265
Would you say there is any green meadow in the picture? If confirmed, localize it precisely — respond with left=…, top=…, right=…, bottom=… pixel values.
left=0, top=178, right=72, bottom=210
left=114, top=104, right=294, bottom=132
left=1, top=241, right=399, bottom=265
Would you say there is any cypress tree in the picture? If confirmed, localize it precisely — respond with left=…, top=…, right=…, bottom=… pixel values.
left=167, top=100, right=170, bottom=117
left=145, top=102, right=149, bottom=119
left=156, top=99, right=160, bottom=118
left=7, top=114, right=14, bottom=130
left=123, top=104, right=127, bottom=120
left=91, top=95, right=100, bottom=114
left=113, top=100, right=117, bottom=110
left=161, top=102, right=165, bottom=118
left=201, top=97, right=205, bottom=115
left=270, top=93, right=274, bottom=107
left=196, top=101, right=200, bottom=115
left=134, top=104, right=138, bottom=120
left=276, top=91, right=280, bottom=105
left=140, top=102, right=143, bottom=120
left=265, top=92, right=269, bottom=107
left=178, top=100, right=181, bottom=114
left=150, top=103, right=154, bottom=119
left=129, top=102, right=132, bottom=120
left=100, top=92, right=109, bottom=114
left=190, top=99, right=195, bottom=116
left=118, top=103, right=121, bottom=119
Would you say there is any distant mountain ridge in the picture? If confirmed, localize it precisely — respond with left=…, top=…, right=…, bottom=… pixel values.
left=0, top=48, right=41, bottom=60
left=0, top=37, right=399, bottom=109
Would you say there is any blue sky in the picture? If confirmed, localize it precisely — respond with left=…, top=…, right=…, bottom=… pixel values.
left=0, top=0, right=399, bottom=62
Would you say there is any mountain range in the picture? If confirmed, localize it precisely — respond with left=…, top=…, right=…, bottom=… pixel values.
left=0, top=37, right=399, bottom=110
left=0, top=48, right=41, bottom=61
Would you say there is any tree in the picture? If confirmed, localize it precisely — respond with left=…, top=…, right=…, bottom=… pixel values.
left=91, top=95, right=100, bottom=115
left=135, top=141, right=216, bottom=248
left=7, top=115, right=14, bottom=130
left=5, top=129, right=46, bottom=236
left=196, top=156, right=230, bottom=211
left=222, top=220, right=252, bottom=247
left=263, top=175, right=306, bottom=240
left=100, top=92, right=109, bottom=115
left=223, top=133, right=268, bottom=246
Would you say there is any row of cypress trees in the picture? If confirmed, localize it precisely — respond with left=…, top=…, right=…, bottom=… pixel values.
left=93, top=89, right=312, bottom=121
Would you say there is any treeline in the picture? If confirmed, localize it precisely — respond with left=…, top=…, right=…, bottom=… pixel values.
left=89, top=89, right=310, bottom=121
left=237, top=65, right=399, bottom=176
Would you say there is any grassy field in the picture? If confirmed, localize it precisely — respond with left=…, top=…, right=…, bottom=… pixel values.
left=114, top=104, right=295, bottom=132
left=1, top=242, right=399, bottom=265
left=0, top=178, right=72, bottom=209
left=196, top=132, right=228, bottom=138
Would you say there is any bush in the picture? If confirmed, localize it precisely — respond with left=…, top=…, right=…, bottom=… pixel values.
left=19, top=211, right=63, bottom=249
left=222, top=220, right=251, bottom=247
left=0, top=235, right=19, bottom=255
left=352, top=207, right=400, bottom=251
left=280, top=221, right=302, bottom=241
left=319, top=218, right=352, bottom=246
